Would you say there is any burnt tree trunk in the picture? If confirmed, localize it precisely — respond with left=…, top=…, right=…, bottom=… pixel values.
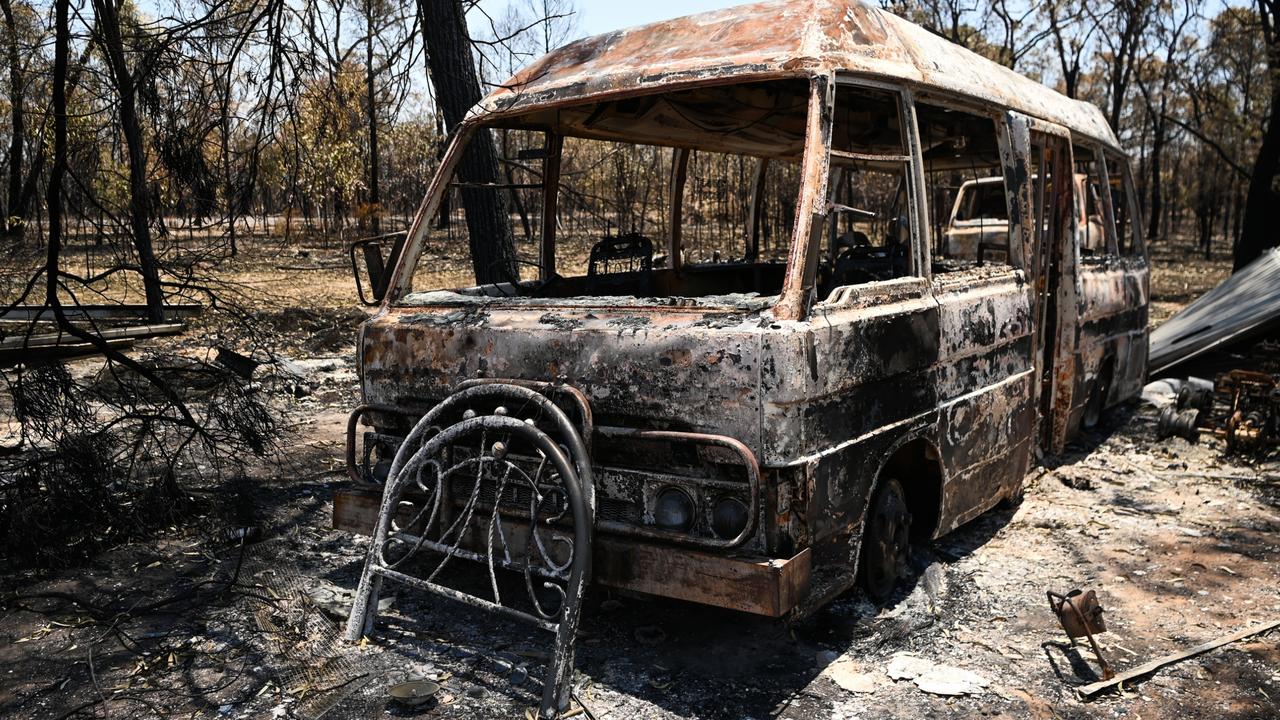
left=501, top=130, right=532, bottom=242
left=93, top=0, right=165, bottom=320
left=418, top=0, right=517, bottom=284
left=1238, top=85, right=1280, bottom=270
left=1238, top=0, right=1280, bottom=270
left=1147, top=117, right=1164, bottom=242
left=221, top=74, right=236, bottom=257
left=46, top=0, right=66, bottom=288
left=1, top=0, right=24, bottom=238
left=1238, top=0, right=1280, bottom=269
left=10, top=22, right=96, bottom=245
left=364, top=0, right=381, bottom=235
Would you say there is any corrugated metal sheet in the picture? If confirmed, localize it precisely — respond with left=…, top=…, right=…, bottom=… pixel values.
left=1149, top=248, right=1280, bottom=374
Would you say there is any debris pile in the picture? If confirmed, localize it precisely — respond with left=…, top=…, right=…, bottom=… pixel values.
left=1155, top=370, right=1280, bottom=454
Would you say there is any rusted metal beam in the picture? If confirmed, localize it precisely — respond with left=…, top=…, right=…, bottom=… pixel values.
left=1093, top=146, right=1120, bottom=256
left=540, top=132, right=563, bottom=281
left=899, top=87, right=929, bottom=277
left=829, top=149, right=911, bottom=163
left=776, top=73, right=833, bottom=321
left=668, top=147, right=689, bottom=272
left=0, top=322, right=186, bottom=367
left=385, top=125, right=475, bottom=304
left=1, top=322, right=185, bottom=350
left=745, top=157, right=769, bottom=260
left=1076, top=619, right=1280, bottom=697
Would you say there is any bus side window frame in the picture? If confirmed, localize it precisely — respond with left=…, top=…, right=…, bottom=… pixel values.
left=912, top=91, right=1023, bottom=272
left=1072, top=139, right=1119, bottom=258
left=1100, top=148, right=1146, bottom=260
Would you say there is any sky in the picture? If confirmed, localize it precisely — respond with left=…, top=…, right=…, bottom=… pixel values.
left=571, top=0, right=742, bottom=35
left=473, top=0, right=744, bottom=42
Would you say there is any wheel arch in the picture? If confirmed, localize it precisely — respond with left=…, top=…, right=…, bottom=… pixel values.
left=874, top=435, right=945, bottom=541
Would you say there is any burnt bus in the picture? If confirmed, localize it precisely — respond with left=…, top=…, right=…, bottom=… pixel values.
left=338, top=0, right=1148, bottom=714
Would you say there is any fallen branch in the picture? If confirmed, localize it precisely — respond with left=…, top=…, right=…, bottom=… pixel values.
left=1077, top=619, right=1280, bottom=697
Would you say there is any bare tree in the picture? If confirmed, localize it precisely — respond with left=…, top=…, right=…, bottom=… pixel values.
left=90, top=0, right=166, bottom=321
left=1135, top=0, right=1200, bottom=242
left=1091, top=0, right=1153, bottom=131
left=1044, top=0, right=1098, bottom=98
left=988, top=0, right=1053, bottom=69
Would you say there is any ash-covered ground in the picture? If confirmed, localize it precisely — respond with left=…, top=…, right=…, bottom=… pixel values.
left=3, top=360, right=1278, bottom=720
left=3, top=239, right=1278, bottom=719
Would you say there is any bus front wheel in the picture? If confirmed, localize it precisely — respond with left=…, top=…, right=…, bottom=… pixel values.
left=858, top=477, right=912, bottom=603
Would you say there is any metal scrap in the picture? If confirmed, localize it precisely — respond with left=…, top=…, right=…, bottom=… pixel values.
left=1047, top=588, right=1113, bottom=681
left=0, top=322, right=186, bottom=367
left=1149, top=247, right=1280, bottom=374
left=1158, top=370, right=1280, bottom=453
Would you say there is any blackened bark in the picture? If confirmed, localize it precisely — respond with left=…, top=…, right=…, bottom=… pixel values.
left=365, top=0, right=381, bottom=235
left=1147, top=122, right=1163, bottom=241
left=92, top=0, right=165, bottom=320
left=1237, top=84, right=1280, bottom=270
left=1047, top=3, right=1081, bottom=99
left=46, top=0, right=66, bottom=292
left=501, top=130, right=532, bottom=242
left=1107, top=0, right=1148, bottom=132
left=418, top=0, right=517, bottom=284
left=1238, top=0, right=1280, bottom=271
left=221, top=78, right=236, bottom=257
left=1, top=0, right=25, bottom=238
left=13, top=24, right=94, bottom=231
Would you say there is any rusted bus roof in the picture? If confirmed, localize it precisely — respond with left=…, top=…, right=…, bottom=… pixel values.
left=477, top=0, right=1120, bottom=151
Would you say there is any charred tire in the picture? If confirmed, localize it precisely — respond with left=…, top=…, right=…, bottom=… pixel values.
left=858, top=478, right=912, bottom=603
left=1082, top=363, right=1113, bottom=429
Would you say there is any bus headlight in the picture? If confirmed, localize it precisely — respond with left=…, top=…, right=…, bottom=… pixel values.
left=711, top=497, right=749, bottom=539
left=654, top=487, right=696, bottom=532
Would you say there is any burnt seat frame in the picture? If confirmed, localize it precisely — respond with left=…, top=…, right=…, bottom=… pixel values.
left=344, top=381, right=765, bottom=715
left=345, top=383, right=595, bottom=718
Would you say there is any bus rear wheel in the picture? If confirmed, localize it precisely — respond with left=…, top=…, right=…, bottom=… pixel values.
left=858, top=477, right=912, bottom=603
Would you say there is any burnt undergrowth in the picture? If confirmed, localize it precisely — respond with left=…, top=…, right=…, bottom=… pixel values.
left=0, top=353, right=281, bottom=570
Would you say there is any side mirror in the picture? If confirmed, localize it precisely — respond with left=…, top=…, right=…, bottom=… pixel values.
left=349, top=232, right=406, bottom=306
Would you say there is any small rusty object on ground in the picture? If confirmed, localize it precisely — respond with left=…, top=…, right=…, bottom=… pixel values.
left=1156, top=406, right=1200, bottom=442
left=1047, top=588, right=1113, bottom=681
left=215, top=346, right=262, bottom=379
left=1216, top=370, right=1279, bottom=453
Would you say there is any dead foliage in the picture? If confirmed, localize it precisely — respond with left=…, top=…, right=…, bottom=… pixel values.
left=0, top=353, right=279, bottom=569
